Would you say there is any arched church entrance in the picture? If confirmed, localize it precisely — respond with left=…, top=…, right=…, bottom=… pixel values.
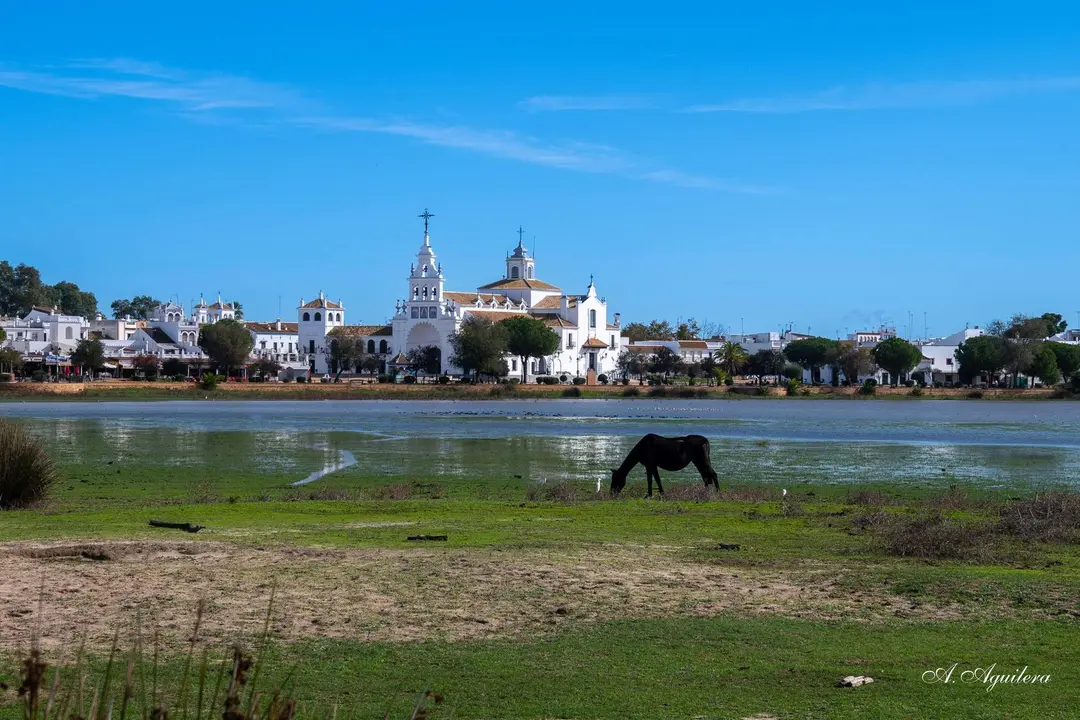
left=406, top=322, right=443, bottom=375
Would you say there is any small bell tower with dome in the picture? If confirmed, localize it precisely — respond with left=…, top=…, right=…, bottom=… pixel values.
left=505, top=226, right=535, bottom=282
left=406, top=209, right=446, bottom=315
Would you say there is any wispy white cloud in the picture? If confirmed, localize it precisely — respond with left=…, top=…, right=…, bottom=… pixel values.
left=0, top=59, right=761, bottom=193
left=519, top=94, right=660, bottom=113
left=0, top=63, right=309, bottom=112
left=685, top=76, right=1080, bottom=113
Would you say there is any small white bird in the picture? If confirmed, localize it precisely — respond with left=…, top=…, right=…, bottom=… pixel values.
left=596, top=478, right=602, bottom=493
left=782, top=488, right=788, bottom=497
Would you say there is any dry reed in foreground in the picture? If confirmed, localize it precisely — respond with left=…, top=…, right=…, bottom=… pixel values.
left=2, top=593, right=447, bottom=720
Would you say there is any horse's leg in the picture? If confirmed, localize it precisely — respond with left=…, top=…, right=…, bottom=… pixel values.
left=645, top=466, right=654, bottom=498
left=654, top=468, right=665, bottom=496
left=691, top=457, right=718, bottom=488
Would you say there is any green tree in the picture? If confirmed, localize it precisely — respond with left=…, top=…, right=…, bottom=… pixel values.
left=649, top=347, right=684, bottom=377
left=747, top=349, right=786, bottom=386
left=954, top=336, right=1008, bottom=385
left=616, top=350, right=646, bottom=381
left=1029, top=344, right=1060, bottom=386
left=675, top=318, right=701, bottom=340
left=197, top=319, right=254, bottom=377
left=1040, top=313, right=1068, bottom=336
left=162, top=357, right=186, bottom=377
left=622, top=320, right=676, bottom=342
left=325, top=332, right=363, bottom=378
left=11, top=264, right=54, bottom=313
left=783, top=337, right=838, bottom=384
left=232, top=301, right=244, bottom=320
left=110, top=295, right=161, bottom=320
left=132, top=353, right=161, bottom=378
left=406, top=345, right=442, bottom=376
left=836, top=342, right=876, bottom=385
left=0, top=327, right=5, bottom=343
left=0, top=348, right=23, bottom=375
left=0, top=262, right=15, bottom=316
left=501, top=315, right=559, bottom=383
left=449, top=316, right=508, bottom=381
left=70, top=339, right=105, bottom=376
left=248, top=357, right=282, bottom=380
left=871, top=337, right=923, bottom=386
left=359, top=354, right=382, bottom=376
left=51, top=281, right=98, bottom=318
left=1046, top=342, right=1080, bottom=382
left=715, top=341, right=749, bottom=377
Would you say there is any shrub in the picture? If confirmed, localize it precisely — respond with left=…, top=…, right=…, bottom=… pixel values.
left=526, top=480, right=583, bottom=502
left=755, top=385, right=771, bottom=396
left=377, top=373, right=392, bottom=383
left=904, top=380, right=915, bottom=388
left=562, top=386, right=583, bottom=397
left=647, top=387, right=668, bottom=398
left=782, top=365, right=803, bottom=381
left=858, top=379, right=877, bottom=396
left=856, top=510, right=995, bottom=561
left=559, top=374, right=569, bottom=383
left=622, top=386, right=641, bottom=397
left=597, top=373, right=608, bottom=384
left=199, top=372, right=225, bottom=390
left=0, top=420, right=56, bottom=509
left=506, top=377, right=521, bottom=385
left=572, top=376, right=586, bottom=385
left=911, top=370, right=926, bottom=385
left=933, top=382, right=944, bottom=388
left=31, top=371, right=45, bottom=382
left=403, top=375, right=417, bottom=384
left=998, top=491, right=1080, bottom=543
left=438, top=375, right=450, bottom=384
left=1071, top=373, right=1080, bottom=393
left=724, top=376, right=735, bottom=387
left=295, top=376, right=308, bottom=384
left=967, top=390, right=984, bottom=399
left=785, top=378, right=802, bottom=396
left=909, top=386, right=924, bottom=397
left=0, top=373, right=11, bottom=383
left=374, top=482, right=413, bottom=500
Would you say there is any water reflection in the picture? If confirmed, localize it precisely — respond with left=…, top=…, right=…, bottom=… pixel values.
left=293, top=450, right=358, bottom=486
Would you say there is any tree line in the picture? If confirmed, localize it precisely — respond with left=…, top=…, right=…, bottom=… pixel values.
left=955, top=313, right=1078, bottom=387
left=0, top=262, right=98, bottom=318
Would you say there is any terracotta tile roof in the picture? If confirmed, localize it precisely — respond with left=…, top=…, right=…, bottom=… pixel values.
left=299, top=297, right=343, bottom=310
left=444, top=291, right=506, bottom=305
left=606, top=324, right=620, bottom=330
left=462, top=310, right=526, bottom=323
left=582, top=337, right=608, bottom=349
left=628, top=344, right=662, bottom=352
left=477, top=277, right=561, bottom=292
left=678, top=340, right=709, bottom=349
left=245, top=321, right=299, bottom=334
left=538, top=316, right=573, bottom=328
left=333, top=324, right=393, bottom=337
left=532, top=295, right=563, bottom=309
left=208, top=302, right=235, bottom=311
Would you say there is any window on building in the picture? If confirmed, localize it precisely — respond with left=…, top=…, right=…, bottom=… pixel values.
left=309, top=340, right=315, bottom=354
left=946, top=358, right=954, bottom=365
left=261, top=341, right=266, bottom=349
left=420, top=307, right=429, bottom=319
left=511, top=267, right=520, bottom=279
left=423, top=286, right=428, bottom=299
left=303, top=312, right=310, bottom=321
left=379, top=340, right=388, bottom=354
left=511, top=358, right=517, bottom=371
left=430, top=306, right=438, bottom=317
left=413, top=287, right=419, bottom=299
left=273, top=342, right=278, bottom=351
left=65, top=327, right=73, bottom=339
left=611, top=334, right=615, bottom=347
left=527, top=267, right=533, bottom=279
left=367, top=340, right=375, bottom=353
left=568, top=333, right=574, bottom=348
left=411, top=307, right=419, bottom=319
left=314, top=312, right=321, bottom=321
left=432, top=287, right=438, bottom=299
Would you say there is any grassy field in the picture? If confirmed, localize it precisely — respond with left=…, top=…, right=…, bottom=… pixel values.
left=2, top=426, right=1078, bottom=718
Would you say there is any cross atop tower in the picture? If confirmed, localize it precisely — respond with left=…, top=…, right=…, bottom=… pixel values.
left=418, top=208, right=434, bottom=235
left=517, top=225, right=525, bottom=247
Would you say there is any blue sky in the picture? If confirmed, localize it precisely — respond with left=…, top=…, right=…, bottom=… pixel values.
left=3, top=2, right=1080, bottom=338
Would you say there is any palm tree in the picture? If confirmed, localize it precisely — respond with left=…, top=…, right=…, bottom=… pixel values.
left=716, top=342, right=749, bottom=378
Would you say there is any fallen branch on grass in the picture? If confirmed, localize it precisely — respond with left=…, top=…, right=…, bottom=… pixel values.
left=407, top=534, right=448, bottom=542
left=149, top=520, right=203, bottom=533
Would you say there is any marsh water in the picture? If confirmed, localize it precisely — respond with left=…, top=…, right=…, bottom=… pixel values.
left=4, top=399, right=1080, bottom=490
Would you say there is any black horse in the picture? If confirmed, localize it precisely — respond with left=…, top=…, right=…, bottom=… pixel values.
left=610, top=433, right=719, bottom=497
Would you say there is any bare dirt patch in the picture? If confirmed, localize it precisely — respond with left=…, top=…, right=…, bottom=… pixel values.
left=0, top=540, right=965, bottom=652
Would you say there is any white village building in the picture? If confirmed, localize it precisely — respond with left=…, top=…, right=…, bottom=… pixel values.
left=302, top=214, right=628, bottom=380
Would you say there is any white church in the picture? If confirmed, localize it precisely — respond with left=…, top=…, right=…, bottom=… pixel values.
left=301, top=212, right=628, bottom=381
